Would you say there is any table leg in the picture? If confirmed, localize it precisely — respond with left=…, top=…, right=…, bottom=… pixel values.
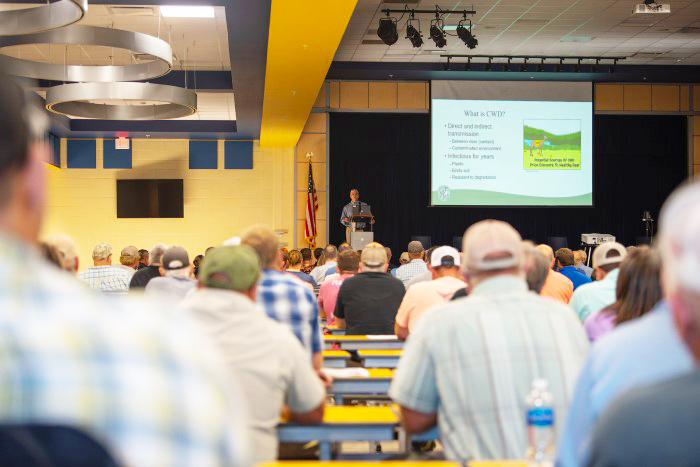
left=319, top=441, right=332, bottom=460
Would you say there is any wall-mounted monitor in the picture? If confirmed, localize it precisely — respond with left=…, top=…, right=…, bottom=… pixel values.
left=117, top=179, right=184, bottom=218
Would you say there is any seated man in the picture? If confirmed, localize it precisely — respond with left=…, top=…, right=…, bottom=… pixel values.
left=390, top=220, right=588, bottom=462
left=569, top=242, right=627, bottom=322
left=129, top=244, right=166, bottom=289
left=556, top=247, right=591, bottom=290
left=241, top=226, right=324, bottom=373
left=334, top=243, right=405, bottom=335
left=536, top=244, right=574, bottom=304
left=145, top=246, right=196, bottom=300
left=78, top=243, right=131, bottom=294
left=318, top=250, right=359, bottom=325
left=395, top=246, right=465, bottom=339
left=180, top=245, right=325, bottom=463
left=310, top=245, right=338, bottom=285
left=557, top=184, right=697, bottom=467
left=115, top=245, right=139, bottom=278
left=395, top=241, right=428, bottom=287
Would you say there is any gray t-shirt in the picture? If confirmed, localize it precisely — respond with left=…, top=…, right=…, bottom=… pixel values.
left=588, top=368, right=700, bottom=467
left=145, top=276, right=196, bottom=301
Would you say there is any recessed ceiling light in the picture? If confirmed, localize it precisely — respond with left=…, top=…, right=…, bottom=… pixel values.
left=160, top=6, right=214, bottom=18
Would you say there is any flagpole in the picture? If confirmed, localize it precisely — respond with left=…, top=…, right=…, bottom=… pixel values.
left=306, top=152, right=314, bottom=248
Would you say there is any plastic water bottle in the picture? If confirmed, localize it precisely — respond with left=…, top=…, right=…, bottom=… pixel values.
left=525, top=378, right=554, bottom=466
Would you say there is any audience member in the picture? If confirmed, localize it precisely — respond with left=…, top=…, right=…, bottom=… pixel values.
left=536, top=244, right=574, bottom=303
left=193, top=254, right=204, bottom=278
left=0, top=76, right=249, bottom=466
left=574, top=249, right=593, bottom=278
left=335, top=243, right=405, bottom=335
left=39, top=241, right=62, bottom=268
left=395, top=241, right=428, bottom=287
left=584, top=246, right=662, bottom=342
left=311, top=245, right=338, bottom=285
left=313, top=247, right=323, bottom=263
left=300, top=247, right=314, bottom=274
left=563, top=183, right=699, bottom=467
left=78, top=243, right=131, bottom=294
left=390, top=220, right=588, bottom=462
left=286, top=250, right=318, bottom=287
left=43, top=233, right=79, bottom=274
left=384, top=246, right=397, bottom=270
left=395, top=246, right=465, bottom=339
left=145, top=247, right=196, bottom=300
left=522, top=241, right=550, bottom=294
left=137, top=248, right=149, bottom=269
left=278, top=248, right=289, bottom=271
left=115, top=245, right=139, bottom=278
left=205, top=246, right=215, bottom=255
left=241, top=226, right=324, bottom=372
left=399, top=252, right=410, bottom=265
left=569, top=242, right=627, bottom=322
left=323, top=244, right=354, bottom=279
left=556, top=247, right=592, bottom=290
left=405, top=246, right=439, bottom=288
left=129, top=244, right=166, bottom=289
left=338, top=242, right=351, bottom=251
left=318, top=250, right=359, bottom=325
left=179, top=245, right=325, bottom=463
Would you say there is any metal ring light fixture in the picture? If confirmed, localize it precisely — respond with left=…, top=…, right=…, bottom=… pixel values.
left=0, top=0, right=87, bottom=36
left=46, top=82, right=197, bottom=120
left=0, top=25, right=172, bottom=82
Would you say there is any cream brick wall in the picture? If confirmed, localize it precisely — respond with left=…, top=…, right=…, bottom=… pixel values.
left=42, top=138, right=295, bottom=270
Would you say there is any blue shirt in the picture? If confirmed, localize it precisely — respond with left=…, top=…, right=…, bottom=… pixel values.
left=287, top=270, right=318, bottom=287
left=256, top=269, right=322, bottom=356
left=556, top=301, right=693, bottom=467
left=558, top=266, right=592, bottom=290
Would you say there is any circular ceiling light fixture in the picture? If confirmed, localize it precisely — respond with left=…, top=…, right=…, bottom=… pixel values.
left=0, top=0, right=87, bottom=36
left=46, top=82, right=197, bottom=120
left=0, top=25, right=172, bottom=82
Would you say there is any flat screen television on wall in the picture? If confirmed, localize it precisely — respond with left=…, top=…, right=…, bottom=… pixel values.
left=117, top=179, right=184, bottom=218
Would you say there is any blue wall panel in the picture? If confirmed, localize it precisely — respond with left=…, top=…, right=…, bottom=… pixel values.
left=189, top=140, right=218, bottom=169
left=224, top=141, right=253, bottom=169
left=67, top=139, right=96, bottom=169
left=103, top=139, right=132, bottom=169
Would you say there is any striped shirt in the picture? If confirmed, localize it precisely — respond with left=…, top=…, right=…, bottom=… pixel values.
left=78, top=265, right=131, bottom=294
left=0, top=234, right=250, bottom=467
left=256, top=269, right=323, bottom=356
left=390, top=275, right=588, bottom=462
left=395, top=259, right=429, bottom=288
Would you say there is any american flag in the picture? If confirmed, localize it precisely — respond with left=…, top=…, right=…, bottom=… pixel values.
left=304, top=162, right=318, bottom=248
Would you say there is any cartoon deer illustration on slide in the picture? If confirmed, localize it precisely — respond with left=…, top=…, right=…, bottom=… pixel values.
left=529, top=135, right=548, bottom=157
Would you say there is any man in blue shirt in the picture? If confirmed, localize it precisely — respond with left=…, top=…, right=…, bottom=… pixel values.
left=555, top=248, right=591, bottom=290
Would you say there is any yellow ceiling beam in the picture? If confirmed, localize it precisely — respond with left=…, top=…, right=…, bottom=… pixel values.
left=259, top=0, right=357, bottom=148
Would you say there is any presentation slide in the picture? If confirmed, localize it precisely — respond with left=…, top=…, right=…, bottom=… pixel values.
left=431, top=81, right=593, bottom=206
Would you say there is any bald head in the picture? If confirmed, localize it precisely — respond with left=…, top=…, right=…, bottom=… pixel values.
left=536, top=244, right=555, bottom=269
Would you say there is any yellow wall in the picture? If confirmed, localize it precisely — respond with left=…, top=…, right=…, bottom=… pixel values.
left=42, top=138, right=295, bottom=270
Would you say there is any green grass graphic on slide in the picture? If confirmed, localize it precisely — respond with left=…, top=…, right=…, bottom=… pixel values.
left=432, top=189, right=592, bottom=206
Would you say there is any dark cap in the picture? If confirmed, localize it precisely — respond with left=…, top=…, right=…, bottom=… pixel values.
left=162, top=246, right=190, bottom=270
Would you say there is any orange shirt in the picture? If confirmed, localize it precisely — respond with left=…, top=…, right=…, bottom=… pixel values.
left=395, top=276, right=466, bottom=331
left=540, top=269, right=574, bottom=304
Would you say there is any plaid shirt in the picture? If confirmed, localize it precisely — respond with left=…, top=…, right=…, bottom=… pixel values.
left=256, top=269, right=322, bottom=356
left=395, top=259, right=429, bottom=288
left=0, top=234, right=250, bottom=467
left=390, top=275, right=588, bottom=462
left=78, top=265, right=131, bottom=294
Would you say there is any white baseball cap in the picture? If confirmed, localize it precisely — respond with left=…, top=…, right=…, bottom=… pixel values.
left=430, top=246, right=461, bottom=268
left=592, top=242, right=627, bottom=269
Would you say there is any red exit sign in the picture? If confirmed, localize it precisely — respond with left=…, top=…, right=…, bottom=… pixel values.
left=115, top=136, right=130, bottom=150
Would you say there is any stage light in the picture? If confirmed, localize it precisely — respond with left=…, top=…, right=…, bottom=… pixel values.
left=456, top=20, right=478, bottom=49
left=430, top=19, right=447, bottom=48
left=406, top=18, right=423, bottom=48
left=377, top=16, right=398, bottom=45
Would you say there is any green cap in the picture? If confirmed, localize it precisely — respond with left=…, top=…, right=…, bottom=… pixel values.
left=199, top=245, right=260, bottom=291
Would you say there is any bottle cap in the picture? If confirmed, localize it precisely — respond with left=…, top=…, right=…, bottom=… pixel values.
left=532, top=378, right=549, bottom=390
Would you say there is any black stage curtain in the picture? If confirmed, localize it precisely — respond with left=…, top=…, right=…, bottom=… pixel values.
left=328, top=112, right=687, bottom=256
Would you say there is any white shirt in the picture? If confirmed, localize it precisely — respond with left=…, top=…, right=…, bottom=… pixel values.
left=395, top=259, right=429, bottom=288
left=310, top=260, right=337, bottom=285
left=180, top=288, right=325, bottom=463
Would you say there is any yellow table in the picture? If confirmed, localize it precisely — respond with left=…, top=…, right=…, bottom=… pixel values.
left=357, top=350, right=403, bottom=369
left=330, top=369, right=394, bottom=405
left=277, top=406, right=399, bottom=460
left=325, top=324, right=346, bottom=336
left=324, top=335, right=404, bottom=351
left=323, top=350, right=350, bottom=368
